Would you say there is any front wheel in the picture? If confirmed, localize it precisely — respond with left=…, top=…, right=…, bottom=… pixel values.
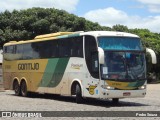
left=76, top=84, right=83, bottom=104
left=21, top=81, right=28, bottom=97
left=13, top=81, right=20, bottom=96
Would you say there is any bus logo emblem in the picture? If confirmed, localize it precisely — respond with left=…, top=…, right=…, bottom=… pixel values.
left=86, top=85, right=97, bottom=95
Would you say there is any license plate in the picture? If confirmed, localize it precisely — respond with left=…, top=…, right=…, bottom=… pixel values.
left=123, top=92, right=131, bottom=96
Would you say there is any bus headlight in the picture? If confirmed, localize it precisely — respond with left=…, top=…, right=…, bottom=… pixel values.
left=138, top=85, right=146, bottom=90
left=101, top=85, right=114, bottom=90
left=106, top=86, right=114, bottom=90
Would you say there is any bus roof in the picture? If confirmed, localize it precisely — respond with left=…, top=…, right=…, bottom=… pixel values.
left=4, top=31, right=139, bottom=46
left=34, top=32, right=73, bottom=39
left=80, top=31, right=139, bottom=38
left=4, top=32, right=75, bottom=46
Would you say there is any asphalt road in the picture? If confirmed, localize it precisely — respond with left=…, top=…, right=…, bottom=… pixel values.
left=0, top=84, right=160, bottom=120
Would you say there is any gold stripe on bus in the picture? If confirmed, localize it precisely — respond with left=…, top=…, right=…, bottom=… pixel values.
left=106, top=80, right=136, bottom=90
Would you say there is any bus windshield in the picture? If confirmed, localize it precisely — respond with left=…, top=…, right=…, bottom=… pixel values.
left=98, top=37, right=146, bottom=81
left=100, top=51, right=146, bottom=80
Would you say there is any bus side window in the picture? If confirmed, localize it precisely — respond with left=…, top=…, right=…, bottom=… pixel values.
left=75, top=37, right=83, bottom=57
left=15, top=44, right=23, bottom=60
left=23, top=43, right=33, bottom=59
left=31, top=42, right=41, bottom=59
left=3, top=46, right=14, bottom=60
left=51, top=40, right=58, bottom=58
left=7, top=46, right=14, bottom=54
left=70, top=36, right=83, bottom=57
left=59, top=39, right=68, bottom=57
left=3, top=47, right=7, bottom=53
left=41, top=41, right=53, bottom=58
left=85, top=35, right=99, bottom=79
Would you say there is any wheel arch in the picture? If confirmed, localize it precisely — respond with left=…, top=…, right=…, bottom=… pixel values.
left=12, top=77, right=20, bottom=90
left=20, top=77, right=28, bottom=88
left=70, top=79, right=83, bottom=96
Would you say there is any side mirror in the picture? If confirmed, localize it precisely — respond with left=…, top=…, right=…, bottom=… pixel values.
left=98, top=47, right=104, bottom=64
left=146, top=48, right=157, bottom=64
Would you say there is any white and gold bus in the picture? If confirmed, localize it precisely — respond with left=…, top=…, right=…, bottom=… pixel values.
left=3, top=31, right=156, bottom=103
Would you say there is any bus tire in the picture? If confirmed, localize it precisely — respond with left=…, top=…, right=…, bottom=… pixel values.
left=13, top=80, right=21, bottom=96
left=21, top=81, right=28, bottom=97
left=76, top=84, right=83, bottom=104
left=112, top=98, right=119, bottom=104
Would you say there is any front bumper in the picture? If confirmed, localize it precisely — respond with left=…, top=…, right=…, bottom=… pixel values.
left=100, top=89, right=146, bottom=99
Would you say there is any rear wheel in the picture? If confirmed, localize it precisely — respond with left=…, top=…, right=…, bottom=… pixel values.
left=76, top=84, right=83, bottom=104
left=13, top=81, right=20, bottom=96
left=21, top=81, right=28, bottom=97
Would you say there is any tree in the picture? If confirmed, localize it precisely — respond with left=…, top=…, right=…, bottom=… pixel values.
left=112, top=24, right=129, bottom=32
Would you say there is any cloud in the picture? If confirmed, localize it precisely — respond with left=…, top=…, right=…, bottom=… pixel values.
left=136, top=0, right=160, bottom=13
left=136, top=0, right=160, bottom=5
left=148, top=5, right=160, bottom=13
left=84, top=8, right=129, bottom=26
left=84, top=7, right=160, bottom=33
left=0, top=0, right=79, bottom=12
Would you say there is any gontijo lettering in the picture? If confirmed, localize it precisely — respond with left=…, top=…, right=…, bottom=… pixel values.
left=18, top=63, right=39, bottom=70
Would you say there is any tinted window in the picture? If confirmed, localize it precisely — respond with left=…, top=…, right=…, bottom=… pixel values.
left=59, top=36, right=83, bottom=58
left=5, top=46, right=14, bottom=53
left=3, top=36, right=83, bottom=60
left=3, top=46, right=15, bottom=60
left=98, top=37, right=142, bottom=50
left=31, top=40, right=59, bottom=59
left=59, top=38, right=70, bottom=57
left=58, top=37, right=83, bottom=57
left=51, top=41, right=58, bottom=57
left=16, top=44, right=23, bottom=54
left=71, top=37, right=83, bottom=57
left=15, top=44, right=23, bottom=60
left=85, top=35, right=99, bottom=78
left=23, top=43, right=33, bottom=59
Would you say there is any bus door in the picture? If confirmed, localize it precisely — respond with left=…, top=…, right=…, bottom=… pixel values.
left=84, top=36, right=100, bottom=98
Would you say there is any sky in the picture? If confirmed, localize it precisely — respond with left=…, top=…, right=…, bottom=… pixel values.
left=0, top=0, right=160, bottom=33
